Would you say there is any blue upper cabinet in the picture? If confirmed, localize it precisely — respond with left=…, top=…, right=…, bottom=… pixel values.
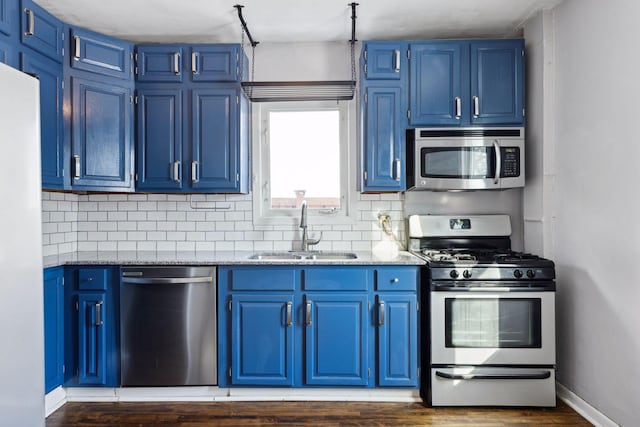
left=191, top=45, right=239, bottom=82
left=70, top=76, right=133, bottom=191
left=409, top=41, right=464, bottom=126
left=44, top=267, right=64, bottom=393
left=136, top=44, right=239, bottom=83
left=70, top=27, right=132, bottom=80
left=362, top=85, right=405, bottom=191
left=20, top=0, right=62, bottom=62
left=470, top=39, right=525, bottom=125
left=191, top=88, right=240, bottom=191
left=136, top=45, right=184, bottom=83
left=363, top=42, right=405, bottom=80
left=0, top=0, right=18, bottom=37
left=136, top=88, right=183, bottom=191
left=409, top=39, right=524, bottom=127
left=22, top=51, right=64, bottom=189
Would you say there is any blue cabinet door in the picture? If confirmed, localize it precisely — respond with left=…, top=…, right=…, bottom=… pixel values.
left=362, top=84, right=405, bottom=191
left=20, top=0, right=62, bottom=62
left=191, top=88, right=239, bottom=191
left=377, top=293, right=418, bottom=387
left=22, top=51, right=64, bottom=189
left=70, top=76, right=133, bottom=190
left=191, top=45, right=239, bottom=82
left=70, top=27, right=132, bottom=80
left=470, top=40, right=524, bottom=125
left=231, top=293, right=294, bottom=386
left=305, top=293, right=368, bottom=386
left=136, top=88, right=183, bottom=191
left=77, top=292, right=107, bottom=385
left=44, top=267, right=64, bottom=393
left=0, top=0, right=17, bottom=37
left=410, top=42, right=465, bottom=126
left=136, top=45, right=184, bottom=83
left=363, top=42, right=405, bottom=80
left=0, top=36, right=17, bottom=67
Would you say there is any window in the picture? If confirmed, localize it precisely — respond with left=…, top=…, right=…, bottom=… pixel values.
left=253, top=101, right=353, bottom=224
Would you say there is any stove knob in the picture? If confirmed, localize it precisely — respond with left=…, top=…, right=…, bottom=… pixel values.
left=450, top=270, right=459, bottom=279
left=463, top=270, right=472, bottom=279
left=513, top=269, right=523, bottom=279
left=526, top=269, right=536, bottom=278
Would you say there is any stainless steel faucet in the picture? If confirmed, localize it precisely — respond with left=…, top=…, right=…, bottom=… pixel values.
left=299, top=200, right=321, bottom=251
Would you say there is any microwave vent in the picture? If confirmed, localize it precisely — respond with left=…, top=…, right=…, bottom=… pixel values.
left=418, top=129, right=522, bottom=138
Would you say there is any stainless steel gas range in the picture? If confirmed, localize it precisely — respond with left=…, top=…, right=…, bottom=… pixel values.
left=409, top=214, right=556, bottom=407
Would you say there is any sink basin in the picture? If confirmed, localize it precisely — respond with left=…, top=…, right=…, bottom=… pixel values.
left=248, top=252, right=303, bottom=260
left=248, top=252, right=358, bottom=261
left=303, top=252, right=358, bottom=260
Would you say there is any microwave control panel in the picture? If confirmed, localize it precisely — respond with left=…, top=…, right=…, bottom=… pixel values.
left=501, top=147, right=520, bottom=177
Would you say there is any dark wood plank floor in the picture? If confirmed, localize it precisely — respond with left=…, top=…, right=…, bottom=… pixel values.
left=46, top=400, right=592, bottom=427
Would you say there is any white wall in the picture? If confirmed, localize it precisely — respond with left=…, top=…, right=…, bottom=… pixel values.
left=529, top=1, right=640, bottom=424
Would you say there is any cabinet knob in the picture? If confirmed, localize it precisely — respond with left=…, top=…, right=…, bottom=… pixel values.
left=391, top=278, right=399, bottom=284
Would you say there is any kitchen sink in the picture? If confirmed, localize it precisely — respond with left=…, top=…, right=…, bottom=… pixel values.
left=248, top=253, right=303, bottom=260
left=303, top=252, right=358, bottom=260
left=248, top=252, right=358, bottom=261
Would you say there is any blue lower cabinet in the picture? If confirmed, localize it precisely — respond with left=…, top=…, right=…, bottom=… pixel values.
left=77, top=292, right=108, bottom=385
left=377, top=293, right=418, bottom=387
left=64, top=266, right=119, bottom=387
left=305, top=293, right=368, bottom=386
left=230, top=293, right=294, bottom=386
left=44, top=267, right=64, bottom=393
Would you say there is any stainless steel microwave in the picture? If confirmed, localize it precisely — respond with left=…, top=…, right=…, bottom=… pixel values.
left=407, top=128, right=525, bottom=191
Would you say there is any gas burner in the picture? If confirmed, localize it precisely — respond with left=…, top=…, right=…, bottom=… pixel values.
left=493, top=252, right=541, bottom=262
left=421, top=250, right=477, bottom=262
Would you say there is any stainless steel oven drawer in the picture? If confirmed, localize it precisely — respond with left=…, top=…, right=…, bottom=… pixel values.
left=430, top=367, right=556, bottom=407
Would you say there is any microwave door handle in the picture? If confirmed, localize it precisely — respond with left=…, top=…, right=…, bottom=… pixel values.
left=493, top=140, right=501, bottom=185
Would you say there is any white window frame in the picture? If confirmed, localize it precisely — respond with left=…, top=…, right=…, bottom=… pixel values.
left=252, top=100, right=356, bottom=226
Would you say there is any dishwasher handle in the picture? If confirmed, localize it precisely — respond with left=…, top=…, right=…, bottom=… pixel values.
left=121, top=276, right=213, bottom=285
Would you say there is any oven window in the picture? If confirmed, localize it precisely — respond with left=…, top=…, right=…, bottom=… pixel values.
left=421, top=147, right=495, bottom=179
left=444, top=298, right=542, bottom=348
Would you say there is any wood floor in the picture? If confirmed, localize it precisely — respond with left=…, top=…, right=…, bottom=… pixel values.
left=46, top=400, right=592, bottom=426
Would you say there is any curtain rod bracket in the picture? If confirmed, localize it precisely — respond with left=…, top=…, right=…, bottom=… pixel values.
left=234, top=4, right=259, bottom=47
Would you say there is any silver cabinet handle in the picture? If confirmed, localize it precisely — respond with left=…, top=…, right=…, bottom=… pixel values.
left=173, top=52, right=181, bottom=75
left=73, top=155, right=80, bottom=179
left=286, top=301, right=293, bottom=327
left=493, top=139, right=501, bottom=185
left=24, top=8, right=34, bottom=36
left=173, top=161, right=181, bottom=182
left=393, top=50, right=400, bottom=72
left=454, top=97, right=461, bottom=119
left=191, top=161, right=199, bottom=183
left=191, top=51, right=199, bottom=75
left=74, top=36, right=81, bottom=60
left=391, top=278, right=399, bottom=284
left=473, top=96, right=480, bottom=118
left=379, top=301, right=385, bottom=326
left=306, top=300, right=312, bottom=326
left=393, top=158, right=401, bottom=181
left=95, top=301, right=103, bottom=326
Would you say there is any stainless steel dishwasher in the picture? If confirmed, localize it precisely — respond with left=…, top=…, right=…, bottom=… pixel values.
left=120, top=266, right=216, bottom=386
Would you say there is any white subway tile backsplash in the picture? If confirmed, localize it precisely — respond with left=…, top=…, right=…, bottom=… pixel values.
left=42, top=191, right=406, bottom=257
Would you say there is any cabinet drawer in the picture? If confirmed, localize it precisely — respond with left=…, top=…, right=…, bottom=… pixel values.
left=70, top=27, right=132, bottom=79
left=303, top=268, right=368, bottom=291
left=77, top=268, right=108, bottom=290
left=375, top=268, right=417, bottom=291
left=229, top=267, right=296, bottom=291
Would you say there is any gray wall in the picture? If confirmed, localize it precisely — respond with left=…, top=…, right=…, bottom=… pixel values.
left=527, top=1, right=640, bottom=424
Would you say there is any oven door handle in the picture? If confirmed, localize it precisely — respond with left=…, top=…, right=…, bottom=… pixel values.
left=435, top=370, right=551, bottom=380
left=432, top=285, right=556, bottom=292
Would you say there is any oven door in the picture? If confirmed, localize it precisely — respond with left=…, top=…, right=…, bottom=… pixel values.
left=430, top=288, right=555, bottom=365
left=414, top=139, right=524, bottom=190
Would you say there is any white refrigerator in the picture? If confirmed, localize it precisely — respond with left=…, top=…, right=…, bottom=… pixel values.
left=0, top=62, right=45, bottom=426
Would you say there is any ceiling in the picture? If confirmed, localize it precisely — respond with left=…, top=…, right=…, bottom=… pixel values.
left=34, top=0, right=564, bottom=44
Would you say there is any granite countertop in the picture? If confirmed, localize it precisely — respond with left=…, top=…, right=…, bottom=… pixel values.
left=43, top=250, right=425, bottom=269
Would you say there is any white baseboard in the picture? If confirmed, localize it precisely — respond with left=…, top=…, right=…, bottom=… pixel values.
left=45, top=387, right=66, bottom=417
left=556, top=383, right=618, bottom=427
